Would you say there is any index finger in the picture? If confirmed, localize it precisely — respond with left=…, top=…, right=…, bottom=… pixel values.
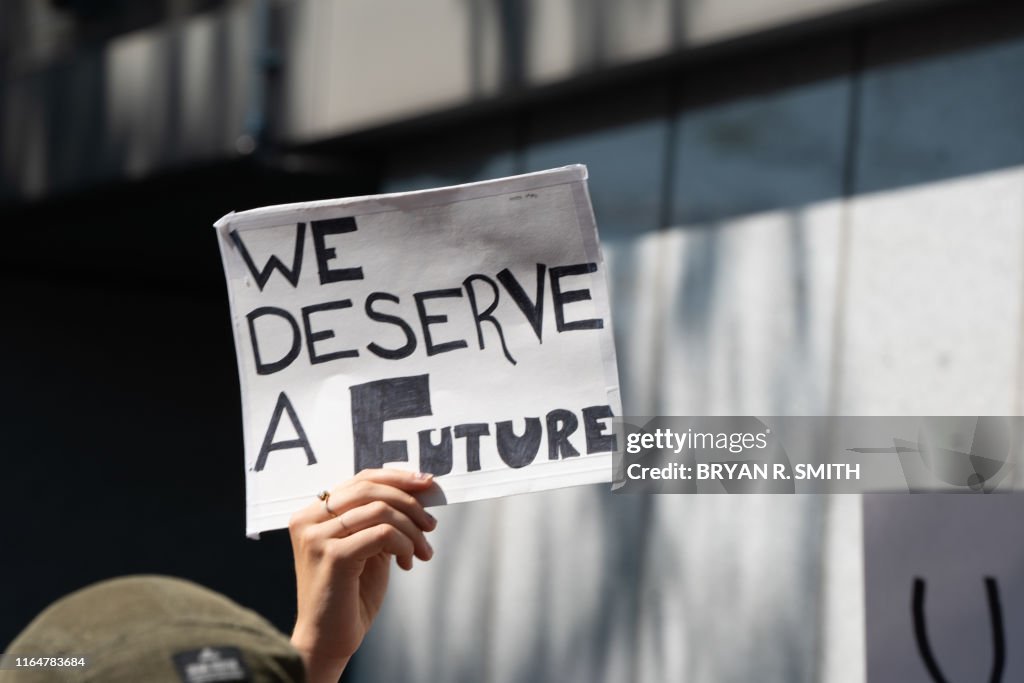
left=348, top=468, right=435, bottom=491
left=288, top=469, right=436, bottom=529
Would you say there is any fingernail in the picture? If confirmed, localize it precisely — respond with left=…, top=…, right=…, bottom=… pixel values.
left=416, top=472, right=433, bottom=481
left=425, top=512, right=437, bottom=527
left=424, top=539, right=434, bottom=558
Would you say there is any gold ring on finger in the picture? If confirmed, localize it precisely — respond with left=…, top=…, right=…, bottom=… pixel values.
left=317, top=490, right=337, bottom=518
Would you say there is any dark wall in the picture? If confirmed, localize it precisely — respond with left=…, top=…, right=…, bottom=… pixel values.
left=0, top=161, right=379, bottom=648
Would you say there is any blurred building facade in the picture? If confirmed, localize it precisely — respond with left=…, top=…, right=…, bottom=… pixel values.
left=2, top=1, right=1023, bottom=681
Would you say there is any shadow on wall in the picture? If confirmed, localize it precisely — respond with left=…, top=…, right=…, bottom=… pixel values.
left=361, top=7, right=1024, bottom=683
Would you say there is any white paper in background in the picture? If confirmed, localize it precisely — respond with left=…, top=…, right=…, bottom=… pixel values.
left=863, top=494, right=1024, bottom=683
left=214, top=166, right=621, bottom=537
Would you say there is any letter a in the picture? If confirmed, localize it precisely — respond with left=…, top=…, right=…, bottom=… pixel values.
left=254, top=392, right=317, bottom=471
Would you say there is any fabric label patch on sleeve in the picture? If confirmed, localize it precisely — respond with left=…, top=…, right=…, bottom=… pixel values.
left=172, top=646, right=251, bottom=683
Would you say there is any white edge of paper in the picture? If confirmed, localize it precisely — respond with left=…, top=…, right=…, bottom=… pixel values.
left=213, top=165, right=588, bottom=234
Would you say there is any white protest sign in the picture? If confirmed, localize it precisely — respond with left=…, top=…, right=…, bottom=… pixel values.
left=864, top=494, right=1024, bottom=682
left=215, top=166, right=621, bottom=537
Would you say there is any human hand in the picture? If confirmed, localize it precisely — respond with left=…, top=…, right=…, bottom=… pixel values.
left=287, top=469, right=438, bottom=683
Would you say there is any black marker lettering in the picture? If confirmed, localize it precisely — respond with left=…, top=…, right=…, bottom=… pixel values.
left=254, top=392, right=316, bottom=471
left=497, top=264, right=546, bottom=342
left=418, top=428, right=453, bottom=476
left=365, top=292, right=417, bottom=360
left=550, top=263, right=604, bottom=332
left=464, top=274, right=516, bottom=365
left=301, top=299, right=359, bottom=364
left=546, top=409, right=580, bottom=459
left=311, top=217, right=364, bottom=284
left=414, top=289, right=469, bottom=356
left=351, top=375, right=432, bottom=471
left=496, top=418, right=542, bottom=468
left=247, top=306, right=301, bottom=375
left=230, top=224, right=305, bottom=290
left=455, top=423, right=490, bottom=471
left=583, top=405, right=617, bottom=453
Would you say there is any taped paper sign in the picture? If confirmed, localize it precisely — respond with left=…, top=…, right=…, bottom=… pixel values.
left=215, top=166, right=621, bottom=536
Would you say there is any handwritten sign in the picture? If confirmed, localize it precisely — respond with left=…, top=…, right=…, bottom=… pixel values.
left=215, top=166, right=621, bottom=536
left=864, top=494, right=1024, bottom=682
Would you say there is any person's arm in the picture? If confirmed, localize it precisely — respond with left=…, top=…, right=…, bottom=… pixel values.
left=287, top=468, right=438, bottom=683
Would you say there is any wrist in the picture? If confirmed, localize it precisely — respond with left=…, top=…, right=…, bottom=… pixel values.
left=290, top=631, right=350, bottom=683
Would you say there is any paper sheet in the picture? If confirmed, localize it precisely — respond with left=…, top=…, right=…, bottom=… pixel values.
left=214, top=165, right=622, bottom=536
left=864, top=494, right=1024, bottom=681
